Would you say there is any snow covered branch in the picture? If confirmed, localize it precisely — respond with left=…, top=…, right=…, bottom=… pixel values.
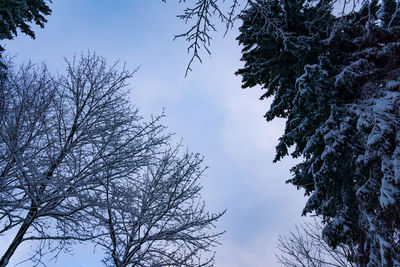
left=0, top=54, right=224, bottom=266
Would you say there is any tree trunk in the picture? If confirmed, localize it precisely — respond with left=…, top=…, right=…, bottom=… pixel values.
left=0, top=208, right=36, bottom=266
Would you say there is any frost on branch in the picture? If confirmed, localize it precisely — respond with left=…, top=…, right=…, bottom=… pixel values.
left=91, top=147, right=224, bottom=267
left=0, top=54, right=224, bottom=266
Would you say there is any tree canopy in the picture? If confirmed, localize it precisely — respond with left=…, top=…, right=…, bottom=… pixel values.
left=0, top=54, right=224, bottom=266
left=2, top=0, right=400, bottom=265
left=236, top=0, right=400, bottom=265
left=0, top=0, right=52, bottom=51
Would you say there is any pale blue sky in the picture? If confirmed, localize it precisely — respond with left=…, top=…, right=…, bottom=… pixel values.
left=2, top=1, right=308, bottom=266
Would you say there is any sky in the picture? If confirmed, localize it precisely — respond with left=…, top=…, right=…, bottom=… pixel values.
left=2, top=1, right=309, bottom=266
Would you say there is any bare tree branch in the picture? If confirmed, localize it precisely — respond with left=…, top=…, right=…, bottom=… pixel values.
left=276, top=219, right=357, bottom=267
left=0, top=53, right=225, bottom=266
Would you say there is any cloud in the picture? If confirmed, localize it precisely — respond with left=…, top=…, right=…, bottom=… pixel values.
left=2, top=2, right=311, bottom=266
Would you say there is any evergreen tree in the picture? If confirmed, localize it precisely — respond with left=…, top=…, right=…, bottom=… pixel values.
left=237, top=0, right=400, bottom=265
left=0, top=0, right=51, bottom=51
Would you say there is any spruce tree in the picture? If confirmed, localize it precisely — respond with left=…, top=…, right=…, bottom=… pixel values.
left=0, top=0, right=51, bottom=51
left=237, top=0, right=400, bottom=265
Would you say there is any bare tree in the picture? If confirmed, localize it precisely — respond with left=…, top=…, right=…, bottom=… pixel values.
left=0, top=54, right=224, bottom=266
left=91, top=145, right=224, bottom=267
left=276, top=219, right=357, bottom=267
